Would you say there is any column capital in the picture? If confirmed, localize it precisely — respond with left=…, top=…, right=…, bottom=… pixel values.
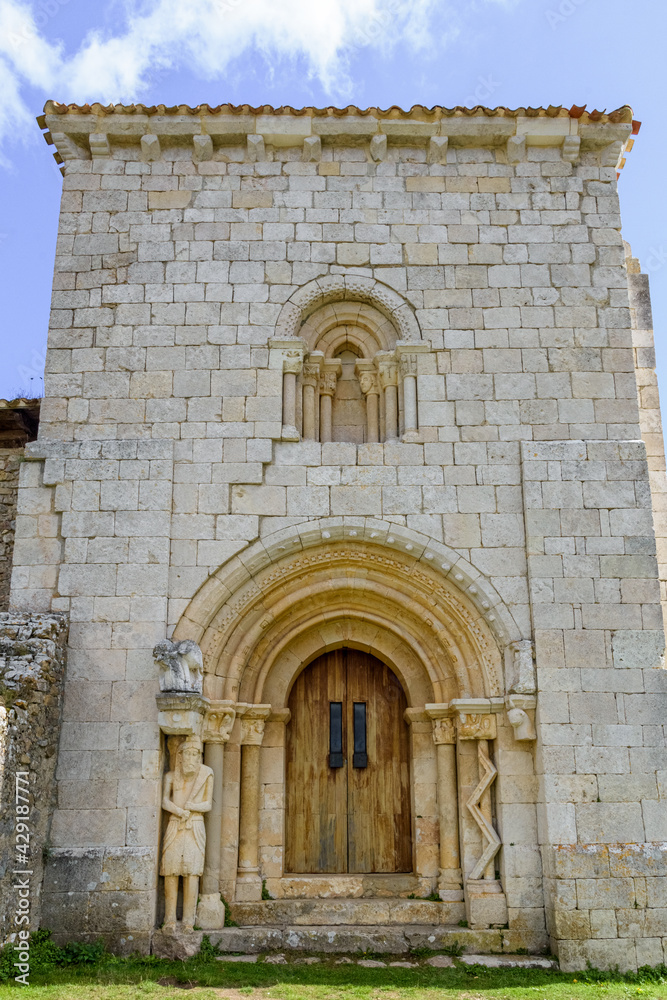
left=302, top=352, right=324, bottom=388
left=432, top=718, right=457, bottom=745
left=319, top=359, right=342, bottom=397
left=203, top=700, right=236, bottom=744
left=377, top=359, right=398, bottom=388
left=239, top=704, right=272, bottom=745
left=268, top=337, right=307, bottom=370
left=357, top=368, right=380, bottom=397
left=283, top=355, right=303, bottom=376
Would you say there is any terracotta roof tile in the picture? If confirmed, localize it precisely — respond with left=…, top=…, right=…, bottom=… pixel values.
left=41, top=100, right=634, bottom=124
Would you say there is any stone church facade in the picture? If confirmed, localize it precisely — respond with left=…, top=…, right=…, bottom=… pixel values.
left=3, top=100, right=667, bottom=971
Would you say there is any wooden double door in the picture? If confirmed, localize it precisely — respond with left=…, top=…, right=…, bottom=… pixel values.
left=285, top=648, right=412, bottom=874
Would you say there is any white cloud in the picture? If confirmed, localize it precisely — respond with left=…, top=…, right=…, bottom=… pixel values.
left=0, top=0, right=520, bottom=156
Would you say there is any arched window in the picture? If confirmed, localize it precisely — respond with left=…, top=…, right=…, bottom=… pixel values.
left=297, top=304, right=406, bottom=444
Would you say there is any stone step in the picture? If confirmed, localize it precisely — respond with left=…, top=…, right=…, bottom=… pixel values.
left=229, top=898, right=465, bottom=927
left=204, top=924, right=548, bottom=956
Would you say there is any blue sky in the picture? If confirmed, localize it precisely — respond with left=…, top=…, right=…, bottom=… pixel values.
left=1, top=0, right=666, bottom=414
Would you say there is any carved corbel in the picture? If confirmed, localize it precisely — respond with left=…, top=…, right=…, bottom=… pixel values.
left=156, top=693, right=209, bottom=740
left=506, top=694, right=537, bottom=741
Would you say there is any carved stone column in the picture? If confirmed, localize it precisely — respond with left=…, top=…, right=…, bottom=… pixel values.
left=282, top=356, right=302, bottom=441
left=301, top=354, right=323, bottom=441
left=452, top=702, right=508, bottom=928
left=197, top=701, right=236, bottom=930
left=318, top=360, right=341, bottom=443
left=236, top=705, right=271, bottom=902
left=425, top=705, right=463, bottom=901
left=356, top=362, right=381, bottom=443
left=398, top=352, right=419, bottom=441
left=378, top=357, right=399, bottom=440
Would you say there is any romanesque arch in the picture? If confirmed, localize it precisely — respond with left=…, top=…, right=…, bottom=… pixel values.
left=269, top=276, right=427, bottom=443
left=170, top=519, right=531, bottom=921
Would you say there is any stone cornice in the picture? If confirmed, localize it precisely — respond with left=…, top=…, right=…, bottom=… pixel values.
left=37, top=101, right=638, bottom=174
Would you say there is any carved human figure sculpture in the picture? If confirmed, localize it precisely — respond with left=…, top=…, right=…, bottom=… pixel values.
left=160, top=735, right=213, bottom=932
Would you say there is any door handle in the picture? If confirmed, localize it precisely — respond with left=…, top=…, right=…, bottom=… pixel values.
left=329, top=701, right=343, bottom=768
left=353, top=702, right=367, bottom=768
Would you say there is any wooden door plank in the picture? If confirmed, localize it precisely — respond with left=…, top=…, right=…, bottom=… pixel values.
left=347, top=650, right=412, bottom=873
left=285, top=651, right=347, bottom=873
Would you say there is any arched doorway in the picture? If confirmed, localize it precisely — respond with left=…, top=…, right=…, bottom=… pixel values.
left=285, top=648, right=412, bottom=874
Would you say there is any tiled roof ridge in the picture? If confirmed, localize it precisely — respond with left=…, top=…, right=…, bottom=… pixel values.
left=0, top=398, right=42, bottom=408
left=42, top=100, right=635, bottom=125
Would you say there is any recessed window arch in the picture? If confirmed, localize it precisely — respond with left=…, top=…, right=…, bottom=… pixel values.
left=296, top=302, right=419, bottom=444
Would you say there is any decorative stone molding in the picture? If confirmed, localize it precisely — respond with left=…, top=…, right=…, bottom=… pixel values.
left=154, top=638, right=204, bottom=694
left=275, top=275, right=422, bottom=344
left=507, top=639, right=536, bottom=695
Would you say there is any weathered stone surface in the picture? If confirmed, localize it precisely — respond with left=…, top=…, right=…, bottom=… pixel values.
left=0, top=613, right=68, bottom=944
left=5, top=104, right=667, bottom=971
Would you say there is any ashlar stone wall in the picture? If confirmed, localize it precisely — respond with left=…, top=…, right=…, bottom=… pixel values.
left=7, top=102, right=667, bottom=969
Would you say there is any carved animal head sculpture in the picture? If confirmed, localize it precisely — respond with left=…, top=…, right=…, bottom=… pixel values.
left=153, top=638, right=204, bottom=694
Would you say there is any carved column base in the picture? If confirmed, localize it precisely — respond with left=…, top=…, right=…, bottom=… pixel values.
left=401, top=430, right=421, bottom=444
left=235, top=870, right=262, bottom=902
left=465, top=879, right=508, bottom=929
left=437, top=867, right=464, bottom=901
left=281, top=425, right=300, bottom=442
left=196, top=894, right=225, bottom=930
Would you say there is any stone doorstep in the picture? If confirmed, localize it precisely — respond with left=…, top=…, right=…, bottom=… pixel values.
left=229, top=897, right=466, bottom=926
left=214, top=953, right=557, bottom=969
left=153, top=924, right=552, bottom=960
left=204, top=925, right=542, bottom=954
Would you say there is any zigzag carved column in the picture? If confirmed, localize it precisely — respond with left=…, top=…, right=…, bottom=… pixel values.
left=451, top=701, right=508, bottom=929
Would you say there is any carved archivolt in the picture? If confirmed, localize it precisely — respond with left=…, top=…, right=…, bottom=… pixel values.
left=173, top=521, right=513, bottom=710
left=274, top=274, right=421, bottom=344
left=270, top=277, right=426, bottom=444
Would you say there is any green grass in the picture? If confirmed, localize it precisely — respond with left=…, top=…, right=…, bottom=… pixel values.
left=1, top=933, right=666, bottom=999
left=2, top=953, right=667, bottom=999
